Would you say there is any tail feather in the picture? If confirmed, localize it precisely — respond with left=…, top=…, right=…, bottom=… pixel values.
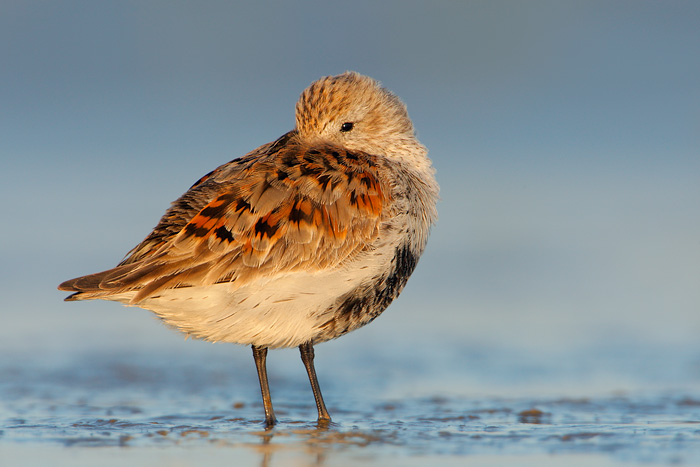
left=58, top=262, right=143, bottom=301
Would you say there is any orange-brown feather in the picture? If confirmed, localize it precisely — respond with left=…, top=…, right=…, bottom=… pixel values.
left=58, top=136, right=391, bottom=304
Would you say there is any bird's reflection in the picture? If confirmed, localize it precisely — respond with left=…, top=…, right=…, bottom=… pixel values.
left=252, top=420, right=339, bottom=467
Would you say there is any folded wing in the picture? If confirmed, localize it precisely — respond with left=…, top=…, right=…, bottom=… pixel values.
left=59, top=133, right=389, bottom=304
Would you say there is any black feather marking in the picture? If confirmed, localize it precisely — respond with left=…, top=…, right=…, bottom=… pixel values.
left=289, top=200, right=313, bottom=224
left=200, top=203, right=227, bottom=219
left=214, top=225, right=234, bottom=242
left=327, top=244, right=419, bottom=338
left=253, top=218, right=279, bottom=238
left=317, top=173, right=333, bottom=191
left=184, top=223, right=211, bottom=238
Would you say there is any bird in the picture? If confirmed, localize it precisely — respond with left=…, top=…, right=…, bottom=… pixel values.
left=58, top=71, right=439, bottom=426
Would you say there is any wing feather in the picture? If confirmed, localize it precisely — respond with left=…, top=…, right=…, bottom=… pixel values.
left=59, top=132, right=390, bottom=304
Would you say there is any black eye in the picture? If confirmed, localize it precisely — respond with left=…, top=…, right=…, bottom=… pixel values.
left=340, top=122, right=354, bottom=132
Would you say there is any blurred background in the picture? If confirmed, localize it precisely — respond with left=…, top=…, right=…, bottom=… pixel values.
left=1, top=1, right=699, bottom=399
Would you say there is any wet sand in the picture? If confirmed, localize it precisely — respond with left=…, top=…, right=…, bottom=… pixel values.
left=2, top=342, right=699, bottom=466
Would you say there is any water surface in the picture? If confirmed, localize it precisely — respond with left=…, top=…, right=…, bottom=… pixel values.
left=3, top=338, right=699, bottom=466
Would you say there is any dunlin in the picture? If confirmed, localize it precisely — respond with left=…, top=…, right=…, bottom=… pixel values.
left=59, top=72, right=439, bottom=426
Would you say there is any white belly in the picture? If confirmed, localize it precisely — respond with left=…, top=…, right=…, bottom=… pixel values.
left=130, top=255, right=390, bottom=348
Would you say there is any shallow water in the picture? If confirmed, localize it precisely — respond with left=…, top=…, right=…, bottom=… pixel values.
left=2, top=339, right=700, bottom=466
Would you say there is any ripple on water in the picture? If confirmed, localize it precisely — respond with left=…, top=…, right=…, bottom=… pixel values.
left=2, top=353, right=700, bottom=466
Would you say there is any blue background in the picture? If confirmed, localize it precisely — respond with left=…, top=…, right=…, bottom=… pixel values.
left=1, top=1, right=698, bottom=391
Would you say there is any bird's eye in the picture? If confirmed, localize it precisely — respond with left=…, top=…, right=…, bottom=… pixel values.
left=340, top=122, right=354, bottom=132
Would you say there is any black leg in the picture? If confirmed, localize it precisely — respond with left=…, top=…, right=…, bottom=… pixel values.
left=252, top=345, right=276, bottom=426
left=299, top=342, right=331, bottom=423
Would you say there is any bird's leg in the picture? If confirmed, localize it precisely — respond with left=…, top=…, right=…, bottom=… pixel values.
left=252, top=345, right=276, bottom=427
left=299, top=342, right=331, bottom=424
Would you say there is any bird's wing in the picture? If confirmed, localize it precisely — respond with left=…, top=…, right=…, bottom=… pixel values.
left=58, top=133, right=389, bottom=303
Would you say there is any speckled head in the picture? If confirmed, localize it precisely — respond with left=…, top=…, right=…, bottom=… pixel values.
left=294, top=72, right=426, bottom=165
